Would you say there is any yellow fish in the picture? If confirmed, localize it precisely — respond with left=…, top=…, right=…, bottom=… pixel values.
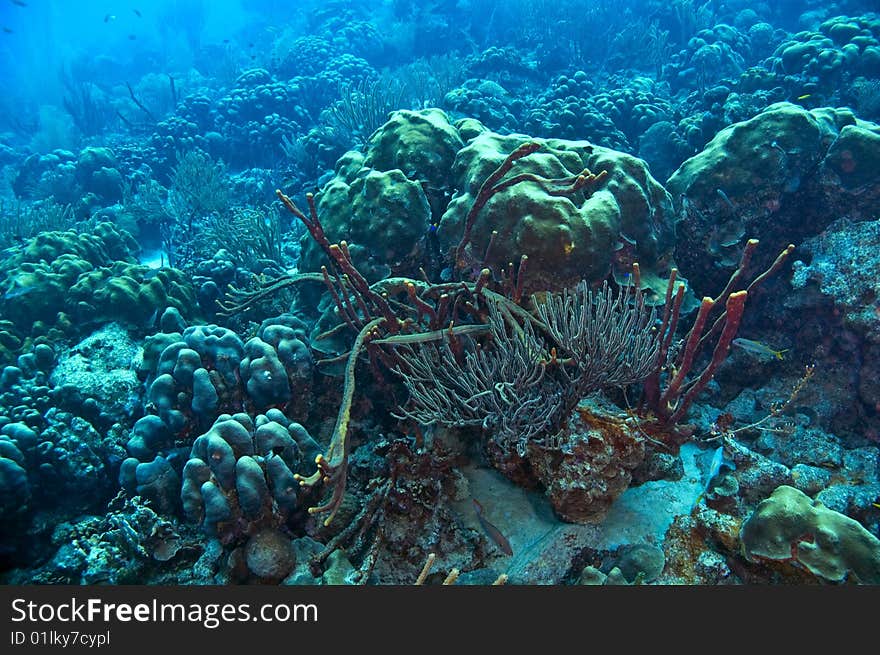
left=732, top=338, right=789, bottom=360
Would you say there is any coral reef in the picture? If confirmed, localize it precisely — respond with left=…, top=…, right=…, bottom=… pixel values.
left=2, top=0, right=880, bottom=589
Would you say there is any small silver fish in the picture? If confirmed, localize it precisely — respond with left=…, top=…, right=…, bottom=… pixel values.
left=694, top=445, right=732, bottom=507
left=716, top=188, right=736, bottom=212
left=707, top=446, right=725, bottom=481
left=732, top=338, right=788, bottom=360
left=3, top=277, right=34, bottom=299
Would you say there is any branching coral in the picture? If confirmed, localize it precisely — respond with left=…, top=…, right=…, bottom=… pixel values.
left=163, top=150, right=231, bottom=270
left=392, top=279, right=661, bottom=456
left=390, top=298, right=556, bottom=452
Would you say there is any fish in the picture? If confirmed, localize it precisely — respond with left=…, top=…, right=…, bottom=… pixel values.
left=133, top=9, right=142, bottom=17
left=732, top=338, right=789, bottom=360
left=4, top=281, right=35, bottom=299
left=2, top=27, right=12, bottom=34
left=707, top=445, right=725, bottom=481
left=694, top=445, right=733, bottom=507
left=11, top=0, right=27, bottom=6
left=104, top=14, right=116, bottom=23
left=797, top=94, right=811, bottom=101
left=716, top=188, right=736, bottom=212
left=128, top=34, right=137, bottom=40
left=472, top=499, right=513, bottom=556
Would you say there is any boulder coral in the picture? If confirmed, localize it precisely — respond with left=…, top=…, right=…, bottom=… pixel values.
left=667, top=102, right=880, bottom=295
left=298, top=108, right=464, bottom=281
left=0, top=223, right=198, bottom=364
left=301, top=108, right=678, bottom=298
left=438, top=125, right=677, bottom=298
left=124, top=312, right=315, bottom=506
left=769, top=15, right=880, bottom=95
left=740, top=484, right=880, bottom=584
left=132, top=322, right=249, bottom=449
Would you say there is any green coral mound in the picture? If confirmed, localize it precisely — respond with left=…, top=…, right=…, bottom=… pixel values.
left=12, top=221, right=138, bottom=269
left=822, top=122, right=880, bottom=189
left=667, top=102, right=843, bottom=201
left=68, top=263, right=197, bottom=326
left=740, top=485, right=880, bottom=584
left=1, top=222, right=140, bottom=329
left=775, top=15, right=880, bottom=81
left=364, top=108, right=465, bottom=191
left=437, top=125, right=676, bottom=297
left=299, top=108, right=464, bottom=282
left=0, top=223, right=198, bottom=363
left=667, top=102, right=880, bottom=294
left=300, top=153, right=432, bottom=281
left=302, top=108, right=677, bottom=298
